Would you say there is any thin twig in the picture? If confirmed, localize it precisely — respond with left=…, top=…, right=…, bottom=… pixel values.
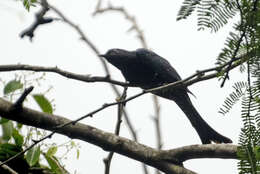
left=152, top=95, right=162, bottom=174
left=220, top=31, right=246, bottom=87
left=152, top=96, right=163, bottom=150
left=103, top=87, right=127, bottom=174
left=93, top=4, right=147, bottom=48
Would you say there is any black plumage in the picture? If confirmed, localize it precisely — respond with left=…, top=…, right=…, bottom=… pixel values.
left=100, top=48, right=232, bottom=144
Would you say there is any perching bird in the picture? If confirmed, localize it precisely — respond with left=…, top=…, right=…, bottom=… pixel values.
left=100, top=48, right=232, bottom=144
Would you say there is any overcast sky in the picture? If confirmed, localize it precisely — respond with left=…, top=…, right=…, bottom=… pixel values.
left=0, top=0, right=244, bottom=173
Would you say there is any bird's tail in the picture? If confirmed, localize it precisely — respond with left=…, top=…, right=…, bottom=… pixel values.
left=155, top=89, right=232, bottom=144
left=175, top=93, right=232, bottom=144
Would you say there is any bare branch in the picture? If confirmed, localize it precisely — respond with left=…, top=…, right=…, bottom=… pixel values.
left=12, top=86, right=34, bottom=110
left=152, top=95, right=162, bottom=174
left=0, top=64, right=129, bottom=87
left=103, top=87, right=127, bottom=174
left=152, top=95, right=163, bottom=150
left=162, top=144, right=238, bottom=163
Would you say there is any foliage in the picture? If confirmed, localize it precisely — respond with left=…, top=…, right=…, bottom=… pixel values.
left=0, top=75, right=80, bottom=174
left=178, top=0, right=260, bottom=173
left=3, top=80, right=23, bottom=95
left=177, top=0, right=238, bottom=32
left=33, top=94, right=53, bottom=114
left=219, top=81, right=248, bottom=115
left=22, top=0, right=37, bottom=11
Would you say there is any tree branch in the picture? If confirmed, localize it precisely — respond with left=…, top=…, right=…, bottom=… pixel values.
left=0, top=98, right=238, bottom=174
left=161, top=144, right=237, bottom=163
left=0, top=64, right=129, bottom=87
left=93, top=2, right=147, bottom=49
left=20, top=1, right=53, bottom=40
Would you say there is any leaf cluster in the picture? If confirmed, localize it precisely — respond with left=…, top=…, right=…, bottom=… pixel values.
left=178, top=1, right=260, bottom=173
left=0, top=76, right=80, bottom=174
left=177, top=0, right=238, bottom=32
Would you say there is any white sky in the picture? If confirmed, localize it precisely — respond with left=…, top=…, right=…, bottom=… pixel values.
left=0, top=0, right=244, bottom=174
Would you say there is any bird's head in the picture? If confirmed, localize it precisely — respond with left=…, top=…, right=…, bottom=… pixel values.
left=99, top=49, right=123, bottom=58
left=99, top=49, right=135, bottom=69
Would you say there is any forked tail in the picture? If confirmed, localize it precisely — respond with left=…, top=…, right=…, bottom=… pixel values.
left=174, top=93, right=232, bottom=144
left=154, top=88, right=232, bottom=144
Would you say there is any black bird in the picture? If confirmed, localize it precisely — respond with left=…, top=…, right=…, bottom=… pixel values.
left=100, top=48, right=232, bottom=144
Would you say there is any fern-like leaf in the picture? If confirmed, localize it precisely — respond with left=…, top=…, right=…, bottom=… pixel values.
left=177, top=0, right=201, bottom=20
left=219, top=81, right=248, bottom=115
left=216, top=29, right=245, bottom=66
left=178, top=0, right=238, bottom=32
left=197, top=1, right=237, bottom=32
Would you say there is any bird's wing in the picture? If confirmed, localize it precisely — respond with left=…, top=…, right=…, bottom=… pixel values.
left=135, top=49, right=182, bottom=83
left=135, top=49, right=196, bottom=96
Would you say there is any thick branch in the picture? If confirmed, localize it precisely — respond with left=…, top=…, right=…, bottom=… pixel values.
left=0, top=98, right=238, bottom=174
left=161, top=144, right=237, bottom=163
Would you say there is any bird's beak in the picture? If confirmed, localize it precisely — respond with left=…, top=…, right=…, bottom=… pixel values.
left=98, top=54, right=106, bottom=58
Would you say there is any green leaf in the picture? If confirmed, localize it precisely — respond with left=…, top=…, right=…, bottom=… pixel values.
left=44, top=154, right=64, bottom=174
left=33, top=94, right=53, bottom=114
left=26, top=146, right=40, bottom=167
left=254, top=146, right=260, bottom=160
left=0, top=118, right=9, bottom=124
left=46, top=146, right=57, bottom=157
left=2, top=120, right=13, bottom=141
left=23, top=0, right=37, bottom=11
left=12, top=128, right=24, bottom=147
left=3, top=80, right=23, bottom=95
left=17, top=123, right=23, bottom=129
left=0, top=143, right=22, bottom=160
